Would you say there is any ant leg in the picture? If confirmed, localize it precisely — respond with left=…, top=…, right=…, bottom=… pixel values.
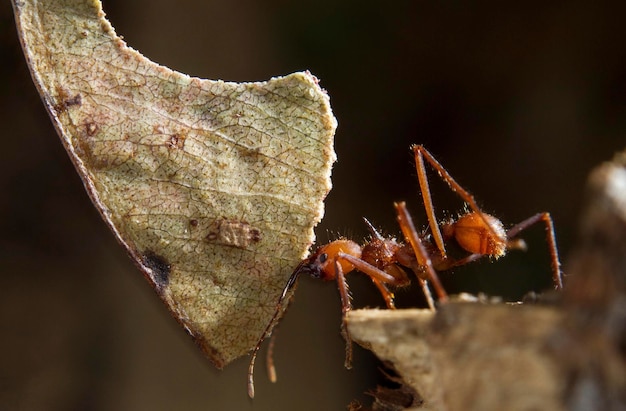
left=438, top=253, right=485, bottom=270
left=363, top=218, right=415, bottom=308
left=370, top=277, right=397, bottom=309
left=247, top=262, right=303, bottom=398
left=414, top=144, right=447, bottom=259
left=413, top=145, right=501, bottom=250
left=337, top=253, right=405, bottom=285
left=506, top=212, right=563, bottom=290
left=417, top=277, right=436, bottom=310
left=334, top=260, right=354, bottom=369
left=343, top=251, right=435, bottom=310
left=394, top=201, right=448, bottom=303
left=336, top=252, right=404, bottom=308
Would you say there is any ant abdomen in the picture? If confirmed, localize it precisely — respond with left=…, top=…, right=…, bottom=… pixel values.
left=444, top=212, right=507, bottom=257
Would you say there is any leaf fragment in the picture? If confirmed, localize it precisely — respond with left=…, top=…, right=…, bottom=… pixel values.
left=12, top=0, right=336, bottom=367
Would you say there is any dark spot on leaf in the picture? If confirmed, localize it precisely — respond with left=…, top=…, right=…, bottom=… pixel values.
left=249, top=228, right=261, bottom=243
left=64, top=93, right=82, bottom=107
left=85, top=122, right=98, bottom=136
left=190, top=219, right=199, bottom=227
left=167, top=133, right=185, bottom=149
left=168, top=134, right=179, bottom=148
left=53, top=86, right=82, bottom=112
left=142, top=250, right=170, bottom=288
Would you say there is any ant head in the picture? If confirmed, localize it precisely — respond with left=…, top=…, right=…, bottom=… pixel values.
left=300, top=239, right=361, bottom=281
left=298, top=248, right=327, bottom=279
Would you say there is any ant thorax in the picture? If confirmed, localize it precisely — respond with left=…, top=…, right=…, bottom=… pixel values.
left=361, top=237, right=412, bottom=287
left=361, top=237, right=401, bottom=270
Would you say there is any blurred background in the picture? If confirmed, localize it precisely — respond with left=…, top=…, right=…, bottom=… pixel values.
left=1, top=0, right=625, bottom=409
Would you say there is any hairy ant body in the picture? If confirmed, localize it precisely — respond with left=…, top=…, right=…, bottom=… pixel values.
left=247, top=145, right=563, bottom=398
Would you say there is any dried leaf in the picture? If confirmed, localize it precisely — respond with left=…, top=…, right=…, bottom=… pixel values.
left=12, top=0, right=336, bottom=367
left=347, top=305, right=565, bottom=411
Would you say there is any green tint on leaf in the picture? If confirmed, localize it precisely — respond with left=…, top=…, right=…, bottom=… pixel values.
left=12, top=0, right=336, bottom=367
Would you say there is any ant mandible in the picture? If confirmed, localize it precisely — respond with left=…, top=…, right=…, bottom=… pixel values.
left=247, top=144, right=563, bottom=398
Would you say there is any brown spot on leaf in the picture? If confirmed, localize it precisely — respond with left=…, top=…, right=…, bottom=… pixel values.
left=142, top=250, right=171, bottom=288
left=64, top=93, right=82, bottom=107
left=84, top=122, right=98, bottom=136
left=206, top=218, right=262, bottom=249
left=53, top=85, right=82, bottom=112
left=167, top=133, right=186, bottom=149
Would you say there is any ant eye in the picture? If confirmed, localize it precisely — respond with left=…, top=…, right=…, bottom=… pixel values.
left=318, top=253, right=328, bottom=263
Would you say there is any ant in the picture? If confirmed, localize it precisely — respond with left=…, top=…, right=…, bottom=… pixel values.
left=247, top=144, right=563, bottom=398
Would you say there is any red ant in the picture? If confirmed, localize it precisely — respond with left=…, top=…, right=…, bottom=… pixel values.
left=247, top=144, right=563, bottom=398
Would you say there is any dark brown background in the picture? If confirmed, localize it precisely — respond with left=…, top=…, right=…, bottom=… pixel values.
left=1, top=1, right=625, bottom=410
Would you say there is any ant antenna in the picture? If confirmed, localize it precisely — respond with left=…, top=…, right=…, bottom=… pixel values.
left=247, top=261, right=303, bottom=398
